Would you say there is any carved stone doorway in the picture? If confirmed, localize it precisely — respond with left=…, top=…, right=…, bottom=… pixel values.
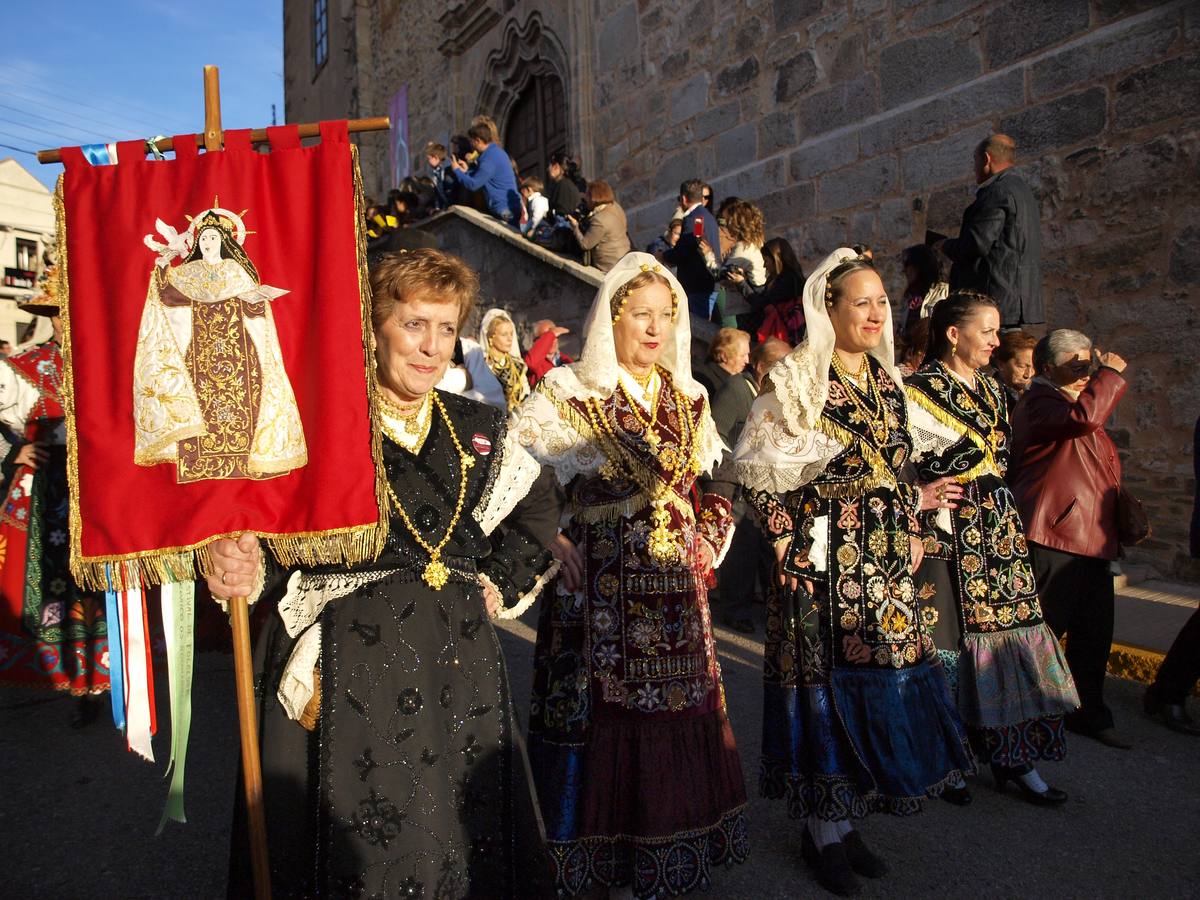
left=504, top=69, right=567, bottom=179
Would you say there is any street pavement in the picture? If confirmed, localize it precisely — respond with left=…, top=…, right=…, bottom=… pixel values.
left=1, top=609, right=1197, bottom=899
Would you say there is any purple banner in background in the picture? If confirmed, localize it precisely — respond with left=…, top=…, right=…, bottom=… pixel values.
left=388, top=85, right=409, bottom=189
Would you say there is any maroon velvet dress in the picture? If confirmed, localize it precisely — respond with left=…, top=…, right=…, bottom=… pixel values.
left=517, top=366, right=748, bottom=899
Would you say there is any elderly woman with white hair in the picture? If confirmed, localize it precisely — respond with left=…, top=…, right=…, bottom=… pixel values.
left=734, top=248, right=973, bottom=896
left=1009, top=329, right=1131, bottom=749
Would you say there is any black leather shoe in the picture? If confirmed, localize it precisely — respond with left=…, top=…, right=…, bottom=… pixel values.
left=941, top=784, right=973, bottom=806
left=722, top=615, right=755, bottom=634
left=841, top=830, right=888, bottom=878
left=991, top=764, right=1068, bottom=806
left=801, top=828, right=862, bottom=896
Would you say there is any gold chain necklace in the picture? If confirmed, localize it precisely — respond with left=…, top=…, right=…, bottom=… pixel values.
left=384, top=392, right=475, bottom=590
left=380, top=390, right=432, bottom=437
left=619, top=365, right=662, bottom=449
left=831, top=353, right=889, bottom=445
left=945, top=363, right=1002, bottom=452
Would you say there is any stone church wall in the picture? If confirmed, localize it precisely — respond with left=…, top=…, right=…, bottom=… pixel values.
left=285, top=0, right=1200, bottom=578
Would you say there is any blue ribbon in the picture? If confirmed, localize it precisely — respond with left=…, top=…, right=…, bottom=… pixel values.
left=104, top=569, right=126, bottom=732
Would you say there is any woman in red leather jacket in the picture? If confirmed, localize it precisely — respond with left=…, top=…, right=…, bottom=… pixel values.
left=1009, top=329, right=1130, bottom=749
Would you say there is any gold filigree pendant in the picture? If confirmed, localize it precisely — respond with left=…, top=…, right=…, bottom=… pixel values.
left=647, top=496, right=682, bottom=566
left=423, top=557, right=450, bottom=590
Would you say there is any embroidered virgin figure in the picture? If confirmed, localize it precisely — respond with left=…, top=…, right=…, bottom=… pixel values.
left=132, top=204, right=307, bottom=483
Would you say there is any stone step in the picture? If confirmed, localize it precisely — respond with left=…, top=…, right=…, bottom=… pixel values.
left=1109, top=578, right=1199, bottom=696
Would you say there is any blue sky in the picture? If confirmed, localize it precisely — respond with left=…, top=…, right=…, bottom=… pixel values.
left=1, top=0, right=283, bottom=189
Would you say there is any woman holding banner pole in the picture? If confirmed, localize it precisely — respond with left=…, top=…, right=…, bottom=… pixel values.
left=209, top=249, right=560, bottom=898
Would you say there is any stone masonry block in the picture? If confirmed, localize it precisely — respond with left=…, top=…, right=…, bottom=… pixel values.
left=859, top=70, right=1025, bottom=157
left=879, top=197, right=913, bottom=243
left=1032, top=8, right=1178, bottom=99
left=773, top=0, right=823, bottom=30
left=716, top=57, right=761, bottom=96
left=775, top=52, right=819, bottom=104
left=910, top=0, right=989, bottom=31
left=800, top=74, right=877, bottom=136
left=656, top=147, right=700, bottom=197
left=789, top=130, right=860, bottom=182
left=716, top=122, right=758, bottom=172
left=900, top=124, right=992, bottom=193
left=1168, top=225, right=1200, bottom=286
left=1114, top=54, right=1200, bottom=133
left=671, top=73, right=711, bottom=125
left=758, top=182, right=817, bottom=231
left=766, top=33, right=802, bottom=67
left=599, top=1, right=640, bottom=66
left=1000, top=87, right=1107, bottom=156
left=925, top=182, right=975, bottom=235
left=819, top=155, right=899, bottom=211
left=758, top=111, right=798, bottom=156
left=691, top=101, right=741, bottom=142
left=982, top=0, right=1090, bottom=69
left=880, top=33, right=981, bottom=109
left=712, top=156, right=788, bottom=203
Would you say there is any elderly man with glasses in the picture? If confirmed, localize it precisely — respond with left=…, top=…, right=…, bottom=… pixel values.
left=1009, top=329, right=1132, bottom=749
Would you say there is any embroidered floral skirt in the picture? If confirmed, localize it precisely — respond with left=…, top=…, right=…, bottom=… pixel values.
left=920, top=556, right=1077, bottom=767
left=760, top=582, right=975, bottom=822
left=0, top=452, right=108, bottom=695
left=527, top=519, right=748, bottom=899
left=229, top=570, right=551, bottom=899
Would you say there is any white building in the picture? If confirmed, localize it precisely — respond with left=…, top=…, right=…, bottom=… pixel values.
left=0, top=158, right=54, bottom=347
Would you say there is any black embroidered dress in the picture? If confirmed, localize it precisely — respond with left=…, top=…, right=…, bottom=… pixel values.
left=735, top=356, right=974, bottom=822
left=905, top=362, right=1078, bottom=765
left=229, top=390, right=559, bottom=898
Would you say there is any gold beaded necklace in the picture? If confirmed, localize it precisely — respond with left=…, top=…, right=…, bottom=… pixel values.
left=830, top=352, right=890, bottom=445
left=384, top=391, right=475, bottom=590
left=618, top=365, right=663, bottom=449
left=379, top=390, right=432, bottom=438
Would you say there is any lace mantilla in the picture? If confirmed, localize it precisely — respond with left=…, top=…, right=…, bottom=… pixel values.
left=733, top=391, right=844, bottom=495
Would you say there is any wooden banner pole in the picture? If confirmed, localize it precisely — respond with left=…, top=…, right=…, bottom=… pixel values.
left=201, top=66, right=271, bottom=900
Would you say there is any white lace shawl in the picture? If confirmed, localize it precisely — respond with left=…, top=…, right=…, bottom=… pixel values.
left=766, top=247, right=903, bottom=439
left=512, top=251, right=724, bottom=484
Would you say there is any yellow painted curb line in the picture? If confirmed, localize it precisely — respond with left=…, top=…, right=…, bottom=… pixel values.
left=1108, top=642, right=1200, bottom=698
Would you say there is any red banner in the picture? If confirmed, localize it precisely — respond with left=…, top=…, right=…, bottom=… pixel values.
left=59, top=121, right=385, bottom=588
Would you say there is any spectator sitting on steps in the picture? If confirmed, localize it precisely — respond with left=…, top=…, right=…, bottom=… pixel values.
left=938, top=134, right=1044, bottom=329
left=520, top=176, right=549, bottom=237
left=449, top=124, right=523, bottom=226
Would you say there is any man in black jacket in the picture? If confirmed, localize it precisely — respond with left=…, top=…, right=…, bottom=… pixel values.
left=663, top=178, right=721, bottom=320
left=939, top=134, right=1043, bottom=328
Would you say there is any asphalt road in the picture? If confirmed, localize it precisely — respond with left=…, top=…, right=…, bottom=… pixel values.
left=2, top=610, right=1197, bottom=899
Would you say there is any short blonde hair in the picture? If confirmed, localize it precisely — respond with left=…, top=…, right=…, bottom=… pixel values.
left=369, top=249, right=478, bottom=331
left=709, top=327, right=750, bottom=363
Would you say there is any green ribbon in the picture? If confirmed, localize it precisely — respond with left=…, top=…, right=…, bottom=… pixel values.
left=156, top=580, right=195, bottom=834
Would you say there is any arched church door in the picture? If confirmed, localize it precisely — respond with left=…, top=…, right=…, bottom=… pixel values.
left=504, top=71, right=567, bottom=179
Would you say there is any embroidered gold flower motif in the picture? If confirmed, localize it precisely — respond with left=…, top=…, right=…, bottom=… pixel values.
left=996, top=606, right=1016, bottom=625
left=840, top=610, right=859, bottom=630
left=961, top=554, right=983, bottom=575
left=597, top=574, right=619, bottom=598
left=966, top=578, right=989, bottom=599
left=836, top=544, right=860, bottom=569
left=971, top=601, right=995, bottom=623
left=867, top=528, right=889, bottom=558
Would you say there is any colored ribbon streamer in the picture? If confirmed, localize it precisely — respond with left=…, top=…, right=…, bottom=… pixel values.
left=157, top=581, right=195, bottom=833
left=123, top=587, right=155, bottom=762
left=104, top=581, right=126, bottom=732
left=80, top=143, right=116, bottom=165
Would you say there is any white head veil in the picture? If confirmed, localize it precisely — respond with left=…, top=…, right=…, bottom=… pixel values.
left=540, top=251, right=704, bottom=402
left=478, top=307, right=521, bottom=359
left=767, top=247, right=902, bottom=435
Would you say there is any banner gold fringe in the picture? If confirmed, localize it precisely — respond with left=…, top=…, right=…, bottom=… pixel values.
left=62, top=142, right=390, bottom=591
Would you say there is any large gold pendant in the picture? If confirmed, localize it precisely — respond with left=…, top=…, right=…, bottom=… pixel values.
left=645, top=429, right=660, bottom=450
left=423, top=557, right=450, bottom=590
left=647, top=495, right=682, bottom=566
